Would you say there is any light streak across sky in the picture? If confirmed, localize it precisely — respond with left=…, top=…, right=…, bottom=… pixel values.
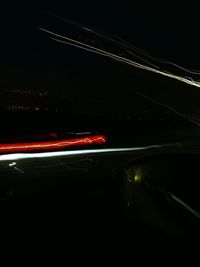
left=39, top=15, right=200, bottom=88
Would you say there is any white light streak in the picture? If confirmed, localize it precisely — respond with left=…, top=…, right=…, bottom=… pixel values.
left=40, top=27, right=200, bottom=88
left=9, top=162, right=16, bottom=167
left=169, top=193, right=200, bottom=218
left=0, top=145, right=162, bottom=162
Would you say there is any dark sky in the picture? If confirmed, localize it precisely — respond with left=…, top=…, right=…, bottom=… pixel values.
left=1, top=1, right=200, bottom=92
left=1, top=1, right=200, bottom=125
left=1, top=1, right=200, bottom=66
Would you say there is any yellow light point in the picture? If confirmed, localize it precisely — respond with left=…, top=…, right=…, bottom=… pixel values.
left=134, top=168, right=143, bottom=183
left=134, top=173, right=142, bottom=183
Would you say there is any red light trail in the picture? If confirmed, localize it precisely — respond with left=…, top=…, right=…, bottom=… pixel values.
left=0, top=135, right=107, bottom=154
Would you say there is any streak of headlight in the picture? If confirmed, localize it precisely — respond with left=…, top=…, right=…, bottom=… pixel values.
left=42, top=10, right=200, bottom=74
left=39, top=27, right=200, bottom=88
left=169, top=193, right=200, bottom=218
left=0, top=144, right=163, bottom=161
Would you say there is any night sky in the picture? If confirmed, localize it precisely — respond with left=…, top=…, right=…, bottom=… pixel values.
left=1, top=2, right=200, bottom=66
left=1, top=1, right=200, bottom=121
